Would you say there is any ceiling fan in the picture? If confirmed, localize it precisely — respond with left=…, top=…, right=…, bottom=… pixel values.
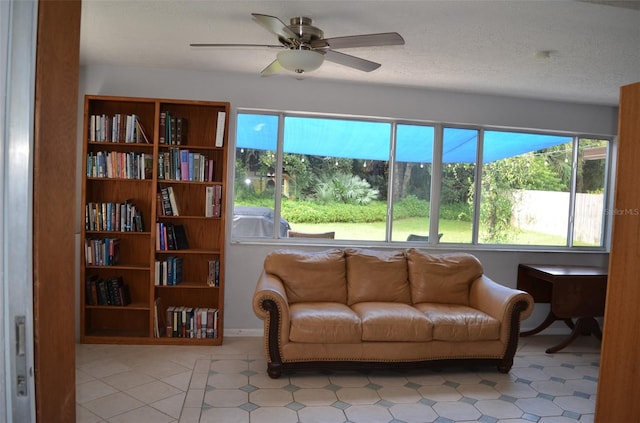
left=190, top=13, right=405, bottom=76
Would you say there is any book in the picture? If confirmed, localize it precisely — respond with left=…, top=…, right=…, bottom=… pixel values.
left=180, top=149, right=190, bottom=181
left=85, top=274, right=99, bottom=305
left=135, top=118, right=150, bottom=143
left=166, top=305, right=175, bottom=337
left=167, top=186, right=180, bottom=216
left=154, top=297, right=165, bottom=337
left=215, top=111, right=226, bottom=147
left=173, top=224, right=189, bottom=250
left=159, top=188, right=173, bottom=216
left=176, top=117, right=185, bottom=145
left=207, top=159, right=214, bottom=182
left=205, top=186, right=214, bottom=217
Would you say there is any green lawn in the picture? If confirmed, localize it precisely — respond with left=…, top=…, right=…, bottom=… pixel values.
left=289, top=217, right=582, bottom=245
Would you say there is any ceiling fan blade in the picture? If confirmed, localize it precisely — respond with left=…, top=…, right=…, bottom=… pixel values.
left=260, top=59, right=283, bottom=76
left=251, top=13, right=299, bottom=41
left=312, top=32, right=405, bottom=49
left=323, top=50, right=381, bottom=72
left=190, top=43, right=282, bottom=48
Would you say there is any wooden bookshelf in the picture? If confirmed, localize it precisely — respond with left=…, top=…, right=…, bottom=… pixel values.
left=80, top=95, right=229, bottom=345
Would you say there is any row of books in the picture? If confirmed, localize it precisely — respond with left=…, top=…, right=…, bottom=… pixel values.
left=89, top=113, right=150, bottom=143
left=157, top=148, right=214, bottom=182
left=86, top=151, right=154, bottom=180
left=164, top=306, right=219, bottom=339
left=154, top=256, right=184, bottom=286
left=158, top=110, right=225, bottom=147
left=84, top=237, right=120, bottom=266
left=85, top=275, right=131, bottom=306
left=156, top=223, right=189, bottom=251
left=85, top=201, right=145, bottom=232
left=159, top=112, right=186, bottom=145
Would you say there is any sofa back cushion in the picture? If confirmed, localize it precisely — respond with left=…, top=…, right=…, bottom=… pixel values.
left=264, top=249, right=347, bottom=304
left=345, top=249, right=411, bottom=305
left=406, top=249, right=483, bottom=306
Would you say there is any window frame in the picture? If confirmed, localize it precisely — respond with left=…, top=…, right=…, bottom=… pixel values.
left=232, top=108, right=613, bottom=252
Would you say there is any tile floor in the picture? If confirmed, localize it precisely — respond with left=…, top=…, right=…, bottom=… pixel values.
left=76, top=334, right=601, bottom=423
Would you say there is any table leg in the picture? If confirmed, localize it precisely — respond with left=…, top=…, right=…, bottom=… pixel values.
left=521, top=310, right=574, bottom=337
left=545, top=317, right=602, bottom=354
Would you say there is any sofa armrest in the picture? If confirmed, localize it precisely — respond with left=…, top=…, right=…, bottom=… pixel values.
left=253, top=271, right=291, bottom=362
left=469, top=275, right=534, bottom=333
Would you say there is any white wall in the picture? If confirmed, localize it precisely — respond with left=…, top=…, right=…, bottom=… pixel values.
left=78, top=64, right=617, bottom=336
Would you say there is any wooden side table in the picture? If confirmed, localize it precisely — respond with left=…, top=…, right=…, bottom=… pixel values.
left=517, top=263, right=608, bottom=353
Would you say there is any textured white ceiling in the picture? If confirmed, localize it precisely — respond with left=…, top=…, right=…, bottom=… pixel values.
left=80, top=0, right=640, bottom=106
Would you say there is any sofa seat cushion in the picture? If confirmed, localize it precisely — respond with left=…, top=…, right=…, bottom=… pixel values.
left=351, top=302, right=433, bottom=342
left=345, top=249, right=412, bottom=305
left=406, top=249, right=484, bottom=306
left=290, top=302, right=361, bottom=344
left=414, top=303, right=500, bottom=341
left=264, top=249, right=347, bottom=304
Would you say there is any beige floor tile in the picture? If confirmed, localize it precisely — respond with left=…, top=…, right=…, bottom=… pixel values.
left=150, top=392, right=187, bottom=419
left=203, top=388, right=248, bottom=407
left=101, top=370, right=156, bottom=391
left=249, top=406, right=298, bottom=423
left=177, top=407, right=201, bottom=423
left=132, top=360, right=192, bottom=380
left=530, top=380, right=576, bottom=397
left=107, top=405, right=175, bottom=423
left=76, top=404, right=103, bottom=423
left=417, top=384, right=462, bottom=402
left=328, top=373, right=370, bottom=388
left=83, top=392, right=145, bottom=419
left=553, top=395, right=596, bottom=414
left=515, top=397, right=564, bottom=417
left=475, top=399, right=524, bottom=419
left=79, top=358, right=132, bottom=379
left=344, top=404, right=393, bottom=423
left=292, top=388, right=338, bottom=405
left=297, top=405, right=347, bottom=423
left=162, top=370, right=193, bottom=391
left=199, top=407, right=249, bottom=423
left=210, top=359, right=248, bottom=374
left=76, top=380, right=119, bottom=404
left=206, top=373, right=247, bottom=389
left=249, top=388, right=294, bottom=406
left=335, top=386, right=381, bottom=405
left=289, top=373, right=332, bottom=389
left=249, top=372, right=291, bottom=389
left=125, top=380, right=183, bottom=404
left=183, top=389, right=205, bottom=408
left=457, top=382, right=502, bottom=399
left=433, top=401, right=482, bottom=420
left=376, top=386, right=422, bottom=403
left=389, top=402, right=439, bottom=422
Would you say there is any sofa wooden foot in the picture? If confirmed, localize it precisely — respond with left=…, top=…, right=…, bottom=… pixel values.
left=498, top=359, right=513, bottom=373
left=267, top=364, right=282, bottom=379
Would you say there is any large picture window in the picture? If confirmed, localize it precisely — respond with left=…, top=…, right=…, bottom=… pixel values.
left=233, top=111, right=611, bottom=249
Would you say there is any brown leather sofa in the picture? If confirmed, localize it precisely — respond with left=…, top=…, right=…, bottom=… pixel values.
left=253, top=248, right=533, bottom=379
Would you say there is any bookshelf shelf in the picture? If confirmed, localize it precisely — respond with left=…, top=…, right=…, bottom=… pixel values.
left=80, top=95, right=229, bottom=346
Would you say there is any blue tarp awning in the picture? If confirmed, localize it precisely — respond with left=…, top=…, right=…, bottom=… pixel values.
left=236, top=114, right=572, bottom=163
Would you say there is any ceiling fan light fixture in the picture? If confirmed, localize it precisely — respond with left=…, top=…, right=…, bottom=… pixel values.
left=277, top=49, right=324, bottom=74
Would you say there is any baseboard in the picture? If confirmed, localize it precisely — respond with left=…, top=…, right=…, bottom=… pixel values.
left=225, top=328, right=264, bottom=337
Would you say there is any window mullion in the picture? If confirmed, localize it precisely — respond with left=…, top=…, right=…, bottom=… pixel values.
left=386, top=122, right=397, bottom=242
left=274, top=113, right=285, bottom=239
left=472, top=129, right=484, bottom=245
left=429, top=124, right=443, bottom=244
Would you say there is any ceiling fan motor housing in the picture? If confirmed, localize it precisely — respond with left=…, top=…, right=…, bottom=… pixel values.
left=285, top=17, right=324, bottom=49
